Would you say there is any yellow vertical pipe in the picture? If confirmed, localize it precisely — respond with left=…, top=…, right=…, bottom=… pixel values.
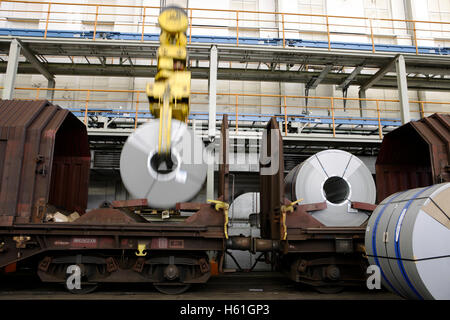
left=44, top=3, right=51, bottom=39
left=84, top=90, right=91, bottom=125
left=235, top=94, right=238, bottom=132
left=189, top=8, right=193, bottom=44
left=134, top=92, right=140, bottom=129
left=141, top=7, right=146, bottom=42
left=284, top=95, right=288, bottom=136
left=236, top=11, right=239, bottom=46
left=331, top=97, right=335, bottom=137
left=93, top=6, right=99, bottom=41
left=326, top=15, right=331, bottom=51
left=413, top=21, right=418, bottom=55
left=376, top=100, right=383, bottom=139
left=370, top=19, right=375, bottom=53
left=420, top=102, right=425, bottom=119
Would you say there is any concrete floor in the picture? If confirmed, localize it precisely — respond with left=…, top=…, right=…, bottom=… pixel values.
left=0, top=272, right=399, bottom=300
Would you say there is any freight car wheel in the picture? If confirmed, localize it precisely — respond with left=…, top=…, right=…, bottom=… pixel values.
left=63, top=263, right=100, bottom=294
left=154, top=283, right=191, bottom=295
left=65, top=283, right=99, bottom=294
left=314, top=285, right=345, bottom=294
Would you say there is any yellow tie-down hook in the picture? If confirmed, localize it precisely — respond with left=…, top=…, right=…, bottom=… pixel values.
left=207, top=200, right=230, bottom=239
left=136, top=243, right=148, bottom=257
left=280, top=198, right=304, bottom=241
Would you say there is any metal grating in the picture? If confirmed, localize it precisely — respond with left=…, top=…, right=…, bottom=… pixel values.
left=93, top=150, right=121, bottom=169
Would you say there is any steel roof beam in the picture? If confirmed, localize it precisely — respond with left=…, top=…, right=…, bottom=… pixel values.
left=1, top=39, right=449, bottom=85
left=4, top=62, right=450, bottom=91
left=305, top=64, right=333, bottom=89
left=98, top=56, right=106, bottom=67
left=360, top=55, right=398, bottom=91
left=405, top=66, right=450, bottom=76
left=336, top=65, right=363, bottom=90
left=16, top=39, right=54, bottom=81
left=2, top=38, right=449, bottom=66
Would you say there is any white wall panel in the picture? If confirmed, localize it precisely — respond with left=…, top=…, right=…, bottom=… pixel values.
left=0, top=0, right=448, bottom=121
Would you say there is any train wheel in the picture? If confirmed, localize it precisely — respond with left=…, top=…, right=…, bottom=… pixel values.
left=65, top=283, right=99, bottom=294
left=154, top=283, right=191, bottom=295
left=64, top=263, right=99, bottom=294
left=314, top=285, right=345, bottom=294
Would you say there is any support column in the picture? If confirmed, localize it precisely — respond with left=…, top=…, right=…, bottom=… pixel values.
left=395, top=55, right=411, bottom=124
left=417, top=90, right=426, bottom=118
left=206, top=146, right=215, bottom=201
left=2, top=39, right=20, bottom=100
left=208, top=45, right=218, bottom=141
left=358, top=89, right=367, bottom=118
left=47, top=78, right=55, bottom=101
left=206, top=45, right=218, bottom=201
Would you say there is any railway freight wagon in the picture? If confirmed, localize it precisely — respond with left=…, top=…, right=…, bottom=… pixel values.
left=0, top=100, right=227, bottom=294
left=0, top=100, right=375, bottom=294
left=1, top=99, right=449, bottom=298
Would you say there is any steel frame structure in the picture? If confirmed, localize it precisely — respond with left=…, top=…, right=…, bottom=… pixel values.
left=0, top=22, right=449, bottom=193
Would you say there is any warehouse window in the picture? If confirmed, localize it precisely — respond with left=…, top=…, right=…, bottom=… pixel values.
left=428, top=0, right=450, bottom=38
left=161, top=0, right=188, bottom=9
left=292, top=0, right=325, bottom=40
left=428, top=0, right=450, bottom=22
left=230, top=0, right=259, bottom=36
left=230, top=0, right=258, bottom=10
left=363, top=0, right=393, bottom=36
left=296, top=0, right=325, bottom=34
left=363, top=0, right=391, bottom=19
left=298, top=0, right=326, bottom=15
left=1, top=1, right=42, bottom=28
left=79, top=0, right=124, bottom=33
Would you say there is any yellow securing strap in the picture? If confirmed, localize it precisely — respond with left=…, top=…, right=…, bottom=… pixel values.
left=165, top=103, right=172, bottom=153
left=207, top=200, right=230, bottom=239
left=158, top=97, right=163, bottom=153
left=158, top=89, right=172, bottom=155
left=280, top=198, right=304, bottom=240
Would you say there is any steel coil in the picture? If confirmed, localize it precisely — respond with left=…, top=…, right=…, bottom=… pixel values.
left=365, top=183, right=450, bottom=300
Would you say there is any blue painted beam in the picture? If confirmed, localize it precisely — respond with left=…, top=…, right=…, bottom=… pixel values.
left=0, top=28, right=448, bottom=55
left=69, top=108, right=403, bottom=127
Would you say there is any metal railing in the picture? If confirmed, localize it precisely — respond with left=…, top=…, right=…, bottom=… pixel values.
left=0, top=0, right=449, bottom=54
left=3, top=86, right=449, bottom=139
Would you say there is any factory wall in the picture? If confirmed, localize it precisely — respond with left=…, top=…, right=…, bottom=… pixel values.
left=2, top=0, right=447, bottom=210
left=0, top=0, right=449, bottom=119
left=87, top=170, right=260, bottom=210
